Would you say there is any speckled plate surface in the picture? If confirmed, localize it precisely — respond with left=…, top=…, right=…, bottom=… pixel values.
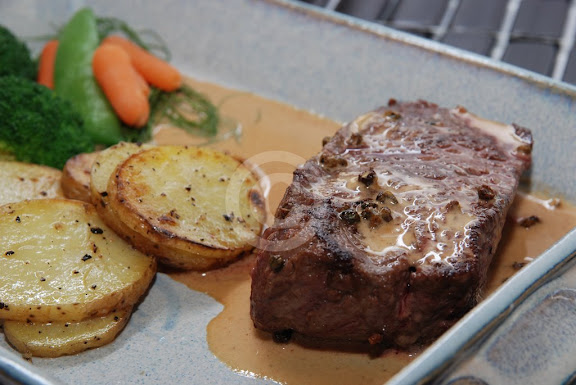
left=1, top=1, right=576, bottom=384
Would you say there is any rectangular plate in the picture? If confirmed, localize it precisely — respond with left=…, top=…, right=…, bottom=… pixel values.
left=1, top=1, right=575, bottom=384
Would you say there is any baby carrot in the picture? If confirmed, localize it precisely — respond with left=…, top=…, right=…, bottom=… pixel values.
left=92, top=44, right=150, bottom=127
left=103, top=35, right=182, bottom=92
left=134, top=70, right=151, bottom=98
left=37, top=40, right=58, bottom=89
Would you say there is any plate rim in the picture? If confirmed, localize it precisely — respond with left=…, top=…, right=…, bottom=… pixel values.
left=1, top=1, right=576, bottom=385
left=266, top=0, right=576, bottom=100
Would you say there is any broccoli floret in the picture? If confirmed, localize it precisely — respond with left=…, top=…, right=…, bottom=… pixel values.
left=0, top=76, right=95, bottom=169
left=0, top=25, right=36, bottom=80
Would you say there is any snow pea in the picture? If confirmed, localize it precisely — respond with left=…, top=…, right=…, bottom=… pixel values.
left=54, top=7, right=123, bottom=145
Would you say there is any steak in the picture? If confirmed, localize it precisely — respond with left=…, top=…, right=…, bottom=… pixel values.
left=250, top=100, right=533, bottom=348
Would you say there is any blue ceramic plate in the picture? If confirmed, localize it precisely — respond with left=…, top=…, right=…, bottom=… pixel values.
left=0, top=1, right=575, bottom=384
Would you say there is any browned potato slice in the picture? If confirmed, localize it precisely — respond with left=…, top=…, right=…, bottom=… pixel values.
left=3, top=308, right=132, bottom=357
left=0, top=199, right=156, bottom=322
left=61, top=152, right=100, bottom=202
left=107, top=146, right=266, bottom=270
left=89, top=142, right=159, bottom=258
left=89, top=142, right=152, bottom=208
left=0, top=161, right=63, bottom=204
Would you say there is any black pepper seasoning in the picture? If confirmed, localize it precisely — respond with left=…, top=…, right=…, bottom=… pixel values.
left=90, top=227, right=104, bottom=234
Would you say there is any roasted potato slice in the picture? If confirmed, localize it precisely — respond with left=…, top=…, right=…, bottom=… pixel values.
left=107, top=146, right=266, bottom=270
left=0, top=199, right=156, bottom=322
left=89, top=142, right=159, bottom=258
left=61, top=152, right=100, bottom=202
left=3, top=308, right=132, bottom=358
left=0, top=161, right=63, bottom=205
left=90, top=142, right=151, bottom=207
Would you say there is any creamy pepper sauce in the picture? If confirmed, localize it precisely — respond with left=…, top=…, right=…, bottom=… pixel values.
left=158, top=78, right=576, bottom=385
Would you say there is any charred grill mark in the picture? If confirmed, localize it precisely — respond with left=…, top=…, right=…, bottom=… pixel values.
left=314, top=226, right=354, bottom=274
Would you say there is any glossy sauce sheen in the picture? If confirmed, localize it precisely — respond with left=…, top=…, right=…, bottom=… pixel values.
left=159, top=79, right=576, bottom=385
left=301, top=106, right=530, bottom=271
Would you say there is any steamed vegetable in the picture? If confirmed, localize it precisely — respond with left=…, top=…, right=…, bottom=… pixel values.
left=54, top=7, right=124, bottom=145
left=52, top=8, right=219, bottom=142
left=37, top=40, right=58, bottom=89
left=0, top=9, right=225, bottom=171
left=92, top=43, right=150, bottom=127
left=0, top=76, right=94, bottom=169
left=0, top=24, right=36, bottom=80
left=103, top=35, right=182, bottom=92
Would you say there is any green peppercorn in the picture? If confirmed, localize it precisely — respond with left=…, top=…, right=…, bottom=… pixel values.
left=376, top=191, right=398, bottom=204
left=339, top=209, right=360, bottom=224
left=380, top=207, right=393, bottom=222
left=478, top=185, right=495, bottom=201
left=269, top=255, right=285, bottom=273
left=359, top=169, right=377, bottom=187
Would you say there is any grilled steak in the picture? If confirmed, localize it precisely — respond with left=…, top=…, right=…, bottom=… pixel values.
left=250, top=100, right=532, bottom=348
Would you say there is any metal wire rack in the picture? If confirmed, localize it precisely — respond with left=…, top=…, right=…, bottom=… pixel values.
left=295, top=0, right=576, bottom=85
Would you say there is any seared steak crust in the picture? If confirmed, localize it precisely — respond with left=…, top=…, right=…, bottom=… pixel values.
left=250, top=100, right=532, bottom=347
